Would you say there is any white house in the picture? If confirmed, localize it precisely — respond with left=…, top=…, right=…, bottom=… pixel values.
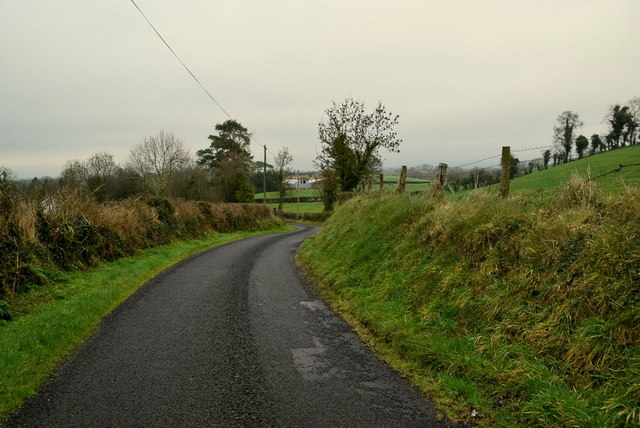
left=284, top=176, right=324, bottom=189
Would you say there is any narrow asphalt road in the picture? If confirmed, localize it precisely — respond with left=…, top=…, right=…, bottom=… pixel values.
left=6, top=225, right=445, bottom=427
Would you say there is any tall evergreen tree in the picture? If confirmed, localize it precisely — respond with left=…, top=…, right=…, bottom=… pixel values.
left=197, top=120, right=255, bottom=202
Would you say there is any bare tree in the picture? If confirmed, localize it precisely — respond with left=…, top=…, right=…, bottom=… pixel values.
left=60, top=160, right=89, bottom=188
left=85, top=152, right=119, bottom=180
left=273, top=147, right=293, bottom=210
left=128, top=130, right=192, bottom=196
left=625, top=97, right=640, bottom=145
left=0, top=166, right=16, bottom=182
left=168, top=165, right=213, bottom=200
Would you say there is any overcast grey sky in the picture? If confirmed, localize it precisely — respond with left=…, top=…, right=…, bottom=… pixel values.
left=1, top=1, right=639, bottom=178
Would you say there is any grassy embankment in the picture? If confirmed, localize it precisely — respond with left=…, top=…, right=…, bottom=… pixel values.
left=0, top=226, right=291, bottom=421
left=298, top=147, right=639, bottom=427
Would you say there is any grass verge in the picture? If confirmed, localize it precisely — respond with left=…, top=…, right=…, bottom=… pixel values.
left=0, top=225, right=292, bottom=421
left=297, top=182, right=639, bottom=427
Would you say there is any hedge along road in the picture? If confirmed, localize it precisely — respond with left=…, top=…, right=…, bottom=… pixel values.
left=5, top=225, right=445, bottom=427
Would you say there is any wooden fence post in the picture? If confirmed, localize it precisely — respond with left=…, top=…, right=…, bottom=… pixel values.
left=379, top=174, right=384, bottom=192
left=431, top=163, right=448, bottom=198
left=500, top=146, right=510, bottom=199
left=367, top=175, right=372, bottom=192
left=396, top=166, right=407, bottom=193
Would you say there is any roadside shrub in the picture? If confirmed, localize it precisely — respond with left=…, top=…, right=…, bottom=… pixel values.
left=204, top=203, right=276, bottom=233
left=0, top=221, right=36, bottom=295
left=0, top=300, right=11, bottom=321
left=173, top=199, right=208, bottom=238
left=197, top=200, right=215, bottom=224
left=0, top=182, right=41, bottom=296
left=92, top=199, right=158, bottom=253
left=143, top=197, right=177, bottom=244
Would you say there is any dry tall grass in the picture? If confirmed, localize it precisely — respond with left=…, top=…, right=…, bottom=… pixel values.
left=0, top=184, right=280, bottom=300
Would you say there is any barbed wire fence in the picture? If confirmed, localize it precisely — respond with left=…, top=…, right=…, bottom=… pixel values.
left=451, top=145, right=554, bottom=170
left=265, top=143, right=639, bottom=209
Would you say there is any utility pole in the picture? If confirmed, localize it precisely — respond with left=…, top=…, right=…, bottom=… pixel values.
left=263, top=145, right=267, bottom=204
left=296, top=170, right=300, bottom=220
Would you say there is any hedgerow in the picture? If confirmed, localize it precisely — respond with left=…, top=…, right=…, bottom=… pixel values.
left=0, top=183, right=281, bottom=307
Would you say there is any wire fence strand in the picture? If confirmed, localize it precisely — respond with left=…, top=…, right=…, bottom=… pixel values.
left=452, top=144, right=554, bottom=169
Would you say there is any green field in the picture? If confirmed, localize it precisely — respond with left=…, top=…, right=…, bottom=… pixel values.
left=509, top=145, right=640, bottom=199
left=382, top=174, right=431, bottom=183
left=268, top=201, right=325, bottom=213
left=256, top=188, right=320, bottom=199
left=256, top=176, right=432, bottom=214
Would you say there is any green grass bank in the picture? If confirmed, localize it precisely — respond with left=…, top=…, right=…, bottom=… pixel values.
left=0, top=225, right=292, bottom=421
left=298, top=180, right=639, bottom=427
left=509, top=145, right=640, bottom=199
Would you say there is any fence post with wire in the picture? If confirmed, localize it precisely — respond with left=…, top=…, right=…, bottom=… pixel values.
left=500, top=146, right=511, bottom=198
left=430, top=163, right=448, bottom=198
left=396, top=166, right=407, bottom=193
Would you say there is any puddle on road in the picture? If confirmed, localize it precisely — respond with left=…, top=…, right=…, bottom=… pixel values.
left=291, top=336, right=338, bottom=380
left=299, top=300, right=330, bottom=313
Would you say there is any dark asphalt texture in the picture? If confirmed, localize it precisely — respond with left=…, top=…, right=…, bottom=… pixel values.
left=6, top=225, right=445, bottom=427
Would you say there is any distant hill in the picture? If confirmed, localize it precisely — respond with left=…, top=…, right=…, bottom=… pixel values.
left=510, top=145, right=639, bottom=198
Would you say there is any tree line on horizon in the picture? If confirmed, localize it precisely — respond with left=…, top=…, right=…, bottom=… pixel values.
left=2, top=95, right=637, bottom=207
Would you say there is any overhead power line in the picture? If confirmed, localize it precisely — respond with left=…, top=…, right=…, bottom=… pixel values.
left=129, top=0, right=234, bottom=120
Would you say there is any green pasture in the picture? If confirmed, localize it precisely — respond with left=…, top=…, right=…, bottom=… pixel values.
left=268, top=201, right=325, bottom=213
left=510, top=145, right=639, bottom=197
